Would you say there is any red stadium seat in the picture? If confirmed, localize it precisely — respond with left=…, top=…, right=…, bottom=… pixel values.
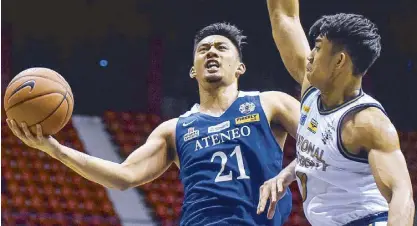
left=1, top=118, right=122, bottom=226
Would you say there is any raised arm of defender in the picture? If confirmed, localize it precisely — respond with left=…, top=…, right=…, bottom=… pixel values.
left=6, top=118, right=178, bottom=190
left=267, top=0, right=312, bottom=95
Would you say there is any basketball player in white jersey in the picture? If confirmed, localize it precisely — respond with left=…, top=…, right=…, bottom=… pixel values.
left=257, top=0, right=415, bottom=225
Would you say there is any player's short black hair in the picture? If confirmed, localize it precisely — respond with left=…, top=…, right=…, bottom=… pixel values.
left=194, top=22, right=246, bottom=61
left=309, top=13, right=381, bottom=76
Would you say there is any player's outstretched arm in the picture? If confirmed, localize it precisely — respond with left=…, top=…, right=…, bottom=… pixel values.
left=267, top=0, right=312, bottom=95
left=257, top=159, right=297, bottom=219
left=6, top=118, right=178, bottom=190
left=346, top=108, right=415, bottom=226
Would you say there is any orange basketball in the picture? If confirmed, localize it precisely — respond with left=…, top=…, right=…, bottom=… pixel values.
left=4, top=67, right=74, bottom=135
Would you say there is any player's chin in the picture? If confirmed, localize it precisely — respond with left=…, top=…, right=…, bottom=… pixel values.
left=306, top=71, right=318, bottom=86
left=204, top=73, right=223, bottom=83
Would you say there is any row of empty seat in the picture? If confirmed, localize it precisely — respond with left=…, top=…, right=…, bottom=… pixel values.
left=104, top=111, right=183, bottom=225
left=1, top=116, right=122, bottom=226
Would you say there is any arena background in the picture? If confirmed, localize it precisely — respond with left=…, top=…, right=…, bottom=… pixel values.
left=2, top=0, right=416, bottom=225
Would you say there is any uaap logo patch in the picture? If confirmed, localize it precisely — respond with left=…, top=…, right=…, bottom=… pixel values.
left=184, top=127, right=199, bottom=141
left=307, top=119, right=318, bottom=134
left=239, top=102, right=256, bottom=114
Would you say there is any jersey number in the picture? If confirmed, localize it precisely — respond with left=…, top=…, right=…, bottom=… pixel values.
left=210, top=146, right=250, bottom=182
left=296, top=171, right=308, bottom=202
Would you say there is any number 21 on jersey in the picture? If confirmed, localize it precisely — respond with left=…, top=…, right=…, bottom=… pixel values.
left=210, top=145, right=250, bottom=183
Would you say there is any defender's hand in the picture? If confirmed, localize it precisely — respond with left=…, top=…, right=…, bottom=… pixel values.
left=6, top=119, right=60, bottom=154
left=257, top=172, right=292, bottom=219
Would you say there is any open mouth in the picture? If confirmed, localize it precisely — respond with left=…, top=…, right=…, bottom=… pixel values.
left=205, top=59, right=220, bottom=71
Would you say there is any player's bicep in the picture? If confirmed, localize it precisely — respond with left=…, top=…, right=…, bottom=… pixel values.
left=368, top=149, right=412, bottom=202
left=358, top=109, right=412, bottom=201
left=121, top=119, right=177, bottom=186
left=271, top=16, right=311, bottom=85
left=261, top=92, right=300, bottom=138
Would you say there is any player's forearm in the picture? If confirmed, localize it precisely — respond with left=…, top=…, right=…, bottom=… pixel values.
left=387, top=187, right=415, bottom=226
left=267, top=0, right=298, bottom=19
left=281, top=159, right=297, bottom=185
left=267, top=0, right=309, bottom=85
left=46, top=143, right=133, bottom=190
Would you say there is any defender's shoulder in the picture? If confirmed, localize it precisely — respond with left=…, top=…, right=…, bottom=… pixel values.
left=343, top=107, right=399, bottom=152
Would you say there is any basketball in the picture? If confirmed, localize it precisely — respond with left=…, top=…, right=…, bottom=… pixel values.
left=4, top=67, right=74, bottom=136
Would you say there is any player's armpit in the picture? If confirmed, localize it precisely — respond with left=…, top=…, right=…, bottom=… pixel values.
left=260, top=91, right=300, bottom=138
left=353, top=108, right=415, bottom=226
left=121, top=118, right=178, bottom=188
left=267, top=0, right=311, bottom=95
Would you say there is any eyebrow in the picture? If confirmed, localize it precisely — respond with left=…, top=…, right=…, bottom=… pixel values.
left=315, top=38, right=322, bottom=43
left=198, top=41, right=228, bottom=48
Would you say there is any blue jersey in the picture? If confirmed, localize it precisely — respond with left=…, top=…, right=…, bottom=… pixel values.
left=175, top=91, right=292, bottom=226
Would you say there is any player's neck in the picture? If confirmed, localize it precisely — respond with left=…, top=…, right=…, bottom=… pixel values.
left=198, top=84, right=239, bottom=116
left=320, top=77, right=362, bottom=110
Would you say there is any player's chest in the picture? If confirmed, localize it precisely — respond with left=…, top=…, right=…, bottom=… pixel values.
left=181, top=117, right=260, bottom=151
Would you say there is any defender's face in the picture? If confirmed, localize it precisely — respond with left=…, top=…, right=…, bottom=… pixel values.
left=192, top=35, right=243, bottom=84
left=306, top=36, right=340, bottom=90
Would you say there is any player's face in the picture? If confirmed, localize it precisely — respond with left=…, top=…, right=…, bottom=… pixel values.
left=192, top=35, right=245, bottom=85
left=306, top=36, right=341, bottom=90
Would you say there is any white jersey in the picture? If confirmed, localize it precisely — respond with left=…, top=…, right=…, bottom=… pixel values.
left=295, top=87, right=389, bottom=226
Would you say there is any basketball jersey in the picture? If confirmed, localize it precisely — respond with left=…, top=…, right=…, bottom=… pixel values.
left=175, top=91, right=292, bottom=226
left=295, top=87, right=389, bottom=226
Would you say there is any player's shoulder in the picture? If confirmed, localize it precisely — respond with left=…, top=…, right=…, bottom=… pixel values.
left=154, top=118, right=178, bottom=137
left=260, top=90, right=297, bottom=102
left=343, top=107, right=399, bottom=151
left=259, top=91, right=300, bottom=109
left=346, top=107, right=391, bottom=133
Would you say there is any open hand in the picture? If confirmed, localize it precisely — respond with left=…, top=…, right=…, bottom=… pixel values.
left=257, top=173, right=291, bottom=219
left=6, top=119, right=59, bottom=153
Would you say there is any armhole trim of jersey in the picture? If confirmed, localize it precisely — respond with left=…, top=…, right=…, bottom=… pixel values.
left=255, top=95, right=284, bottom=153
left=174, top=119, right=182, bottom=163
left=336, top=103, right=387, bottom=164
left=300, top=86, right=317, bottom=107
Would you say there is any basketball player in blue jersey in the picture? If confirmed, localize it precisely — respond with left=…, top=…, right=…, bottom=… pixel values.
left=7, top=23, right=301, bottom=225
left=258, top=0, right=415, bottom=225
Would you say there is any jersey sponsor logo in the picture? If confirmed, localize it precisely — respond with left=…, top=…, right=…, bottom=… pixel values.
left=184, top=127, right=199, bottom=141
left=208, top=121, right=230, bottom=133
left=195, top=126, right=251, bottom=151
left=239, top=102, right=256, bottom=114
left=300, top=114, right=307, bottom=126
left=182, top=119, right=196, bottom=127
left=307, top=118, right=318, bottom=134
left=296, top=134, right=329, bottom=171
left=235, top=113, right=260, bottom=125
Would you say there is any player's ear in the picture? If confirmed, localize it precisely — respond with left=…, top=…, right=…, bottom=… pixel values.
left=236, top=63, right=246, bottom=77
left=189, top=67, right=196, bottom=79
left=336, top=52, right=347, bottom=70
